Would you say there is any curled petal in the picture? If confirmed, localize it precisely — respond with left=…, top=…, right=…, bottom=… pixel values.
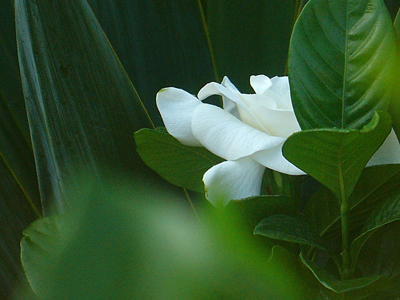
left=192, top=104, right=285, bottom=161
left=197, top=81, right=269, bottom=133
left=367, top=129, right=400, bottom=166
left=203, top=157, right=265, bottom=207
left=156, top=88, right=202, bottom=146
left=252, top=147, right=306, bottom=175
left=250, top=75, right=272, bottom=95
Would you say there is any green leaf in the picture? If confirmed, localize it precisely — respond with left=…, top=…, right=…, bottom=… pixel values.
left=303, top=164, right=400, bottom=239
left=207, top=0, right=299, bottom=92
left=87, top=0, right=217, bottom=126
left=226, top=195, right=296, bottom=227
left=283, top=111, right=392, bottom=200
left=300, top=253, right=392, bottom=297
left=289, top=0, right=398, bottom=130
left=254, top=215, right=327, bottom=250
left=0, top=0, right=41, bottom=297
left=15, top=0, right=154, bottom=213
left=20, top=216, right=67, bottom=298
left=350, top=189, right=400, bottom=271
left=134, top=128, right=223, bottom=193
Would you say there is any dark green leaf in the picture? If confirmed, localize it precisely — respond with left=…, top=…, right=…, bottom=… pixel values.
left=0, top=0, right=41, bottom=297
left=254, top=215, right=326, bottom=250
left=303, top=164, right=400, bottom=240
left=350, top=190, right=400, bottom=271
left=87, top=0, right=217, bottom=126
left=289, top=0, right=398, bottom=130
left=300, top=253, right=392, bottom=296
left=226, top=195, right=296, bottom=227
left=283, top=111, right=392, bottom=200
left=134, top=128, right=223, bottom=193
left=207, top=0, right=299, bottom=92
left=15, top=0, right=153, bottom=213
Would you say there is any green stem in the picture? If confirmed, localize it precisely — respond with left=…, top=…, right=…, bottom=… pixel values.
left=339, top=166, right=351, bottom=280
left=341, top=200, right=351, bottom=280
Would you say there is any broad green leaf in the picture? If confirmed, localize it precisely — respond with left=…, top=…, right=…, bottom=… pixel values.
left=226, top=195, right=296, bottom=227
left=207, top=0, right=300, bottom=92
left=303, top=164, right=400, bottom=239
left=350, top=189, right=400, bottom=271
left=254, top=215, right=326, bottom=250
left=289, top=0, right=398, bottom=130
left=134, top=128, right=223, bottom=193
left=390, top=6, right=400, bottom=138
left=300, top=253, right=392, bottom=297
left=283, top=111, right=392, bottom=200
left=15, top=0, right=153, bottom=213
left=87, top=0, right=217, bottom=126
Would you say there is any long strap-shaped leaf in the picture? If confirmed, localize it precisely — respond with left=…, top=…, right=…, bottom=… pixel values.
left=15, top=0, right=153, bottom=214
left=289, top=0, right=398, bottom=130
left=87, top=0, right=217, bottom=126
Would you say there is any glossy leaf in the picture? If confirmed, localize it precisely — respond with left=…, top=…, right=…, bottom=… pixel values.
left=207, top=0, right=300, bottom=92
left=289, top=0, right=398, bottom=130
left=350, top=189, right=400, bottom=270
left=135, top=128, right=223, bottom=193
left=15, top=0, right=153, bottom=213
left=254, top=215, right=326, bottom=250
left=390, top=5, right=400, bottom=138
left=87, top=0, right=216, bottom=126
left=300, top=253, right=391, bottom=297
left=283, top=111, right=392, bottom=200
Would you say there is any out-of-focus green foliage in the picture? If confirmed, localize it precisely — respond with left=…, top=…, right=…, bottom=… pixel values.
left=17, top=178, right=309, bottom=300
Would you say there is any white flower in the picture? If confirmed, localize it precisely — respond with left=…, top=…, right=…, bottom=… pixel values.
left=156, top=75, right=400, bottom=207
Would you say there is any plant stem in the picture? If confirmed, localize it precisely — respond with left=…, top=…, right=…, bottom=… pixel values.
left=340, top=200, right=351, bottom=280
left=339, top=165, right=351, bottom=280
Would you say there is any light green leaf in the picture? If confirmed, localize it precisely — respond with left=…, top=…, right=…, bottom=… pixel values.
left=283, top=111, right=392, bottom=200
left=300, top=253, right=392, bottom=296
left=254, top=215, right=326, bottom=250
left=289, top=0, right=398, bottom=130
left=15, top=0, right=153, bottom=213
left=350, top=189, right=400, bottom=271
left=135, top=128, right=223, bottom=193
left=87, top=0, right=217, bottom=126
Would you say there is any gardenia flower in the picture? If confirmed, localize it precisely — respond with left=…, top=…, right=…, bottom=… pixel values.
left=156, top=75, right=400, bottom=207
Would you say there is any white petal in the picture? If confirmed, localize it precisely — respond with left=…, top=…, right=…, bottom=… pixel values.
left=367, top=129, right=400, bottom=166
left=198, top=82, right=270, bottom=133
left=252, top=147, right=306, bottom=175
left=249, top=106, right=301, bottom=138
left=203, top=157, right=265, bottom=207
left=192, top=104, right=285, bottom=161
left=156, top=88, right=202, bottom=146
left=250, top=75, right=272, bottom=95
left=221, top=77, right=240, bottom=119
